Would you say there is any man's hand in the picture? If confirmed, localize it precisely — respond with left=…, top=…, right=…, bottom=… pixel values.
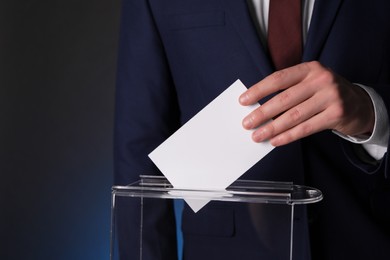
left=239, top=61, right=375, bottom=146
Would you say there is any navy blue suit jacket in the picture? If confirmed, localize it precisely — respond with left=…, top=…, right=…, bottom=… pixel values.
left=114, top=0, right=390, bottom=259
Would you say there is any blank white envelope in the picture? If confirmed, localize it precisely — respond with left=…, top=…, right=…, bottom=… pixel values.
left=149, top=79, right=275, bottom=212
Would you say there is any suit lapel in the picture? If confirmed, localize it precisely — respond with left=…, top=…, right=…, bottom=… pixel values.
left=303, top=0, right=344, bottom=61
left=223, top=0, right=274, bottom=78
left=223, top=0, right=344, bottom=75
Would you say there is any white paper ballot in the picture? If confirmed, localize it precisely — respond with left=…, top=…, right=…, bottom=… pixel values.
left=149, top=79, right=275, bottom=212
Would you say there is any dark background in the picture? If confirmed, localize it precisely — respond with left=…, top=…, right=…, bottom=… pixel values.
left=1, top=0, right=121, bottom=259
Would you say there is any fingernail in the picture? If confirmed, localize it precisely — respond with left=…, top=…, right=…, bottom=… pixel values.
left=242, top=116, right=253, bottom=129
left=239, top=93, right=249, bottom=104
left=253, top=129, right=265, bottom=142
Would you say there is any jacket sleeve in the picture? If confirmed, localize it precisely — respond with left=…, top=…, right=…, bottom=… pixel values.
left=340, top=81, right=390, bottom=231
left=113, top=0, right=180, bottom=259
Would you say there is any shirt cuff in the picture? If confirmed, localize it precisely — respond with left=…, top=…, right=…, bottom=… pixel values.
left=332, top=84, right=389, bottom=160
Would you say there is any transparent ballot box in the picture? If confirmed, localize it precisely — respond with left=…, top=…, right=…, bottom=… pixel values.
left=110, top=175, right=322, bottom=260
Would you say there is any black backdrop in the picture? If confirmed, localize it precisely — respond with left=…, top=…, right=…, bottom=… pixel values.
left=1, top=0, right=121, bottom=259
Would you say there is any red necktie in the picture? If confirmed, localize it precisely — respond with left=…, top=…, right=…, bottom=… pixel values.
left=268, top=0, right=303, bottom=70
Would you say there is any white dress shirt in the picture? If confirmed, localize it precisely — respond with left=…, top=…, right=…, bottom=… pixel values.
left=249, top=0, right=389, bottom=160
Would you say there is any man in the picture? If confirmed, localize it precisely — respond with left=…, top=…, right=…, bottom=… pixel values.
left=114, top=0, right=390, bottom=259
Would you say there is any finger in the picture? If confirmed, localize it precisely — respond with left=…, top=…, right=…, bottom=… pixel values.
left=242, top=80, right=313, bottom=129
left=251, top=93, right=326, bottom=142
left=239, top=63, right=311, bottom=105
left=269, top=111, right=333, bottom=146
